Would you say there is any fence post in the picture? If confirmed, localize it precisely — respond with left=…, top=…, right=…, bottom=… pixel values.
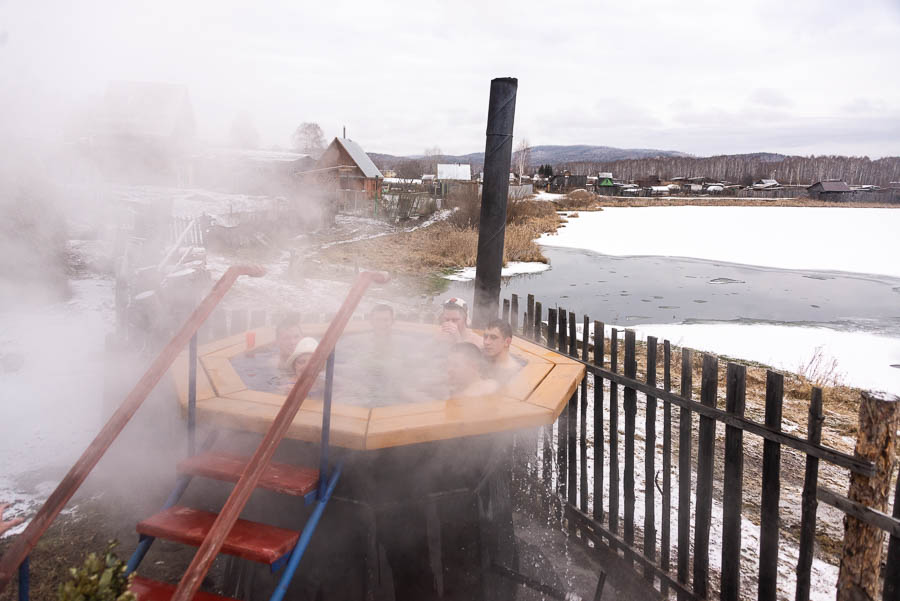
left=525, top=294, right=534, bottom=338
left=758, top=371, right=784, bottom=601
left=660, top=340, right=672, bottom=598
left=579, top=315, right=589, bottom=514
left=532, top=301, right=542, bottom=343
left=795, top=388, right=824, bottom=601
left=676, top=348, right=693, bottom=601
left=836, top=391, right=900, bottom=601
left=883, top=469, right=900, bottom=600
left=720, top=363, right=746, bottom=601
left=644, top=336, right=658, bottom=582
left=568, top=312, right=577, bottom=507
left=593, top=321, right=605, bottom=523
left=693, top=354, right=718, bottom=599
left=623, top=330, right=637, bottom=566
left=511, top=294, right=519, bottom=334
left=609, top=328, right=620, bottom=535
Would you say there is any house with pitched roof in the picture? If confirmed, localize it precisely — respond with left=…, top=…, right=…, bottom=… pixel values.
left=314, top=137, right=384, bottom=200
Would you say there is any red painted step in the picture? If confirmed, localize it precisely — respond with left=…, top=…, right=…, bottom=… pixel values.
left=177, top=451, right=318, bottom=497
left=130, top=576, right=238, bottom=600
left=136, top=506, right=298, bottom=564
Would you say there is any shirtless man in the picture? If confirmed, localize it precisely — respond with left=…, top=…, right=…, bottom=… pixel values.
left=275, top=313, right=303, bottom=371
left=482, top=319, right=521, bottom=383
left=368, top=304, right=395, bottom=339
left=437, top=298, right=480, bottom=346
left=447, top=342, right=498, bottom=397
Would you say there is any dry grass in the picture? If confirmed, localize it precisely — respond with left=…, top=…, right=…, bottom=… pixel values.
left=553, top=189, right=605, bottom=211
left=318, top=204, right=561, bottom=277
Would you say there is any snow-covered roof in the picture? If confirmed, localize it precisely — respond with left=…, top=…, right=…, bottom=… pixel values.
left=598, top=172, right=613, bottom=179
left=437, top=163, right=471, bottom=181
left=334, top=137, right=383, bottom=179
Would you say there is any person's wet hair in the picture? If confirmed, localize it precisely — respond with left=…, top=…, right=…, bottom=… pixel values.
left=486, top=319, right=513, bottom=339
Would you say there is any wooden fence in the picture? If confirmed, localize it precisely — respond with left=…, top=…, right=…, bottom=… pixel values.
left=499, top=292, right=900, bottom=601
left=183, top=302, right=899, bottom=600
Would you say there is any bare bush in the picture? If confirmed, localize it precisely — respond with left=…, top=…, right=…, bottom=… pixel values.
left=798, top=346, right=845, bottom=388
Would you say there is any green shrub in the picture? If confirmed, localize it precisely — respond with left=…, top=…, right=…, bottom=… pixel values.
left=58, top=541, right=137, bottom=601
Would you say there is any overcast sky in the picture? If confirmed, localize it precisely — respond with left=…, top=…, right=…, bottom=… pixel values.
left=2, top=0, right=898, bottom=157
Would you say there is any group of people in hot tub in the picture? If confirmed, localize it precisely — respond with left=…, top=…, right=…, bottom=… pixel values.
left=271, top=297, right=523, bottom=399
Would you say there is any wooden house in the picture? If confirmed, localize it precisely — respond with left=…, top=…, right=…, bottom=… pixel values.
left=807, top=180, right=852, bottom=200
left=314, top=137, right=384, bottom=200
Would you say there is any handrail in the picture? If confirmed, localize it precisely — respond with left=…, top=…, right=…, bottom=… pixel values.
left=0, top=265, right=265, bottom=591
left=170, top=270, right=389, bottom=601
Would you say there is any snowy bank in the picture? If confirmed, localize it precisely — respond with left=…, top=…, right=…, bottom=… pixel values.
left=624, top=322, right=899, bottom=393
left=538, top=207, right=900, bottom=279
left=444, top=261, right=550, bottom=282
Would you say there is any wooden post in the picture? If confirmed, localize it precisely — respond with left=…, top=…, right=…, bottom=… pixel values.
left=693, top=354, right=718, bottom=599
left=624, top=330, right=637, bottom=566
left=593, top=320, right=605, bottom=523
left=609, top=328, right=620, bottom=534
left=836, top=391, right=900, bottom=601
left=677, top=348, right=693, bottom=600
left=511, top=294, right=519, bottom=334
left=758, top=371, right=784, bottom=601
left=795, top=388, right=823, bottom=601
left=720, top=363, right=746, bottom=601
left=525, top=294, right=535, bottom=338
left=644, top=336, right=658, bottom=582
left=661, top=339, right=672, bottom=598
left=580, top=315, right=589, bottom=513
left=568, top=313, right=577, bottom=506
left=883, top=470, right=900, bottom=600
left=502, top=298, right=510, bottom=322
left=532, top=301, right=542, bottom=343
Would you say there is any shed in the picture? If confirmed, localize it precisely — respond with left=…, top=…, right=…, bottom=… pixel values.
left=315, top=137, right=384, bottom=200
left=807, top=180, right=851, bottom=200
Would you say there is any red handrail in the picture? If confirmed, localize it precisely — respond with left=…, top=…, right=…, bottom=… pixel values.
left=170, top=270, right=389, bottom=601
left=0, top=265, right=265, bottom=591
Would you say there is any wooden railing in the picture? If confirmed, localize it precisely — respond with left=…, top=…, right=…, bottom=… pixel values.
left=502, top=292, right=900, bottom=601
left=170, top=270, right=389, bottom=601
left=0, top=265, right=266, bottom=592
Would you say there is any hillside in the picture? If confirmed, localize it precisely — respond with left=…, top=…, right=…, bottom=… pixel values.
left=370, top=144, right=688, bottom=172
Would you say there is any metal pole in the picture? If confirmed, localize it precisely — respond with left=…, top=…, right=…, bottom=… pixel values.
left=473, top=77, right=517, bottom=328
left=318, top=351, right=335, bottom=500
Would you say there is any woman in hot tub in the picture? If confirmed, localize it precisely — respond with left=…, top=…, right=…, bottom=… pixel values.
left=276, top=337, right=325, bottom=396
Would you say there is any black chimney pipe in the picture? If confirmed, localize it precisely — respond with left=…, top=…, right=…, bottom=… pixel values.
left=473, top=77, right=517, bottom=328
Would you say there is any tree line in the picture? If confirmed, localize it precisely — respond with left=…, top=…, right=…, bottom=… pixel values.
left=555, top=155, right=900, bottom=187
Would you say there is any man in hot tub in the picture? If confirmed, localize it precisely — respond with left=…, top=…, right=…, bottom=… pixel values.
left=437, top=297, right=481, bottom=346
left=275, top=313, right=304, bottom=371
left=447, top=342, right=499, bottom=397
left=482, top=319, right=523, bottom=383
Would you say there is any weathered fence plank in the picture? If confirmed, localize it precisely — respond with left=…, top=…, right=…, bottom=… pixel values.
left=623, top=330, right=637, bottom=565
left=677, top=348, right=693, bottom=599
left=609, top=328, right=620, bottom=534
left=881, top=472, right=900, bottom=601
left=568, top=313, right=577, bottom=507
left=557, top=309, right=568, bottom=501
left=721, top=363, right=746, bottom=601
left=795, top=387, right=823, bottom=601
left=532, top=301, right=542, bottom=343
left=580, top=315, right=589, bottom=514
left=758, top=371, right=783, bottom=601
left=644, top=336, right=658, bottom=582
left=593, top=320, right=605, bottom=523
left=693, top=354, right=718, bottom=599
left=511, top=294, right=519, bottom=333
left=661, top=340, right=672, bottom=598
left=525, top=294, right=534, bottom=338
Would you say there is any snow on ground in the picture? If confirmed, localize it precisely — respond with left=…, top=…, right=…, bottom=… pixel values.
left=0, top=278, right=115, bottom=536
left=444, top=261, right=550, bottom=282
left=626, top=322, right=900, bottom=394
left=532, top=191, right=566, bottom=202
left=539, top=207, right=900, bottom=279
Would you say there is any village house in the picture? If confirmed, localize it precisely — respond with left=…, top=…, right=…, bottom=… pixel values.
left=807, top=180, right=852, bottom=200
left=313, top=136, right=384, bottom=201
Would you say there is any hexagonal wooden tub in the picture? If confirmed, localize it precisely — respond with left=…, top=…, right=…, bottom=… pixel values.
left=170, top=320, right=585, bottom=599
left=172, top=321, right=585, bottom=451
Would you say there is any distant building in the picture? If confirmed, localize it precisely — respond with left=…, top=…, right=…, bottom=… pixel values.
left=807, top=180, right=851, bottom=199
left=752, top=178, right=780, bottom=190
left=315, top=137, right=384, bottom=200
left=594, top=173, right=616, bottom=194
left=549, top=173, right=588, bottom=193
left=636, top=175, right=661, bottom=188
left=437, top=163, right=471, bottom=181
